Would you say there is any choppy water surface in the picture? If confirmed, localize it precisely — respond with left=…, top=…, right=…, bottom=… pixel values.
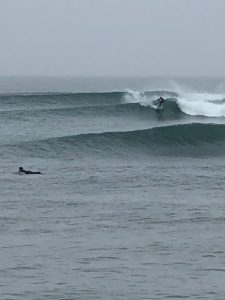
left=1, top=77, right=225, bottom=299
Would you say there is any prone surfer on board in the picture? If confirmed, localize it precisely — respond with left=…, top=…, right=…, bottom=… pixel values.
left=17, top=167, right=42, bottom=175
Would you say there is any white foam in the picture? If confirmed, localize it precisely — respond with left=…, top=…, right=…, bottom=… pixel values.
left=177, top=92, right=225, bottom=117
left=124, top=88, right=225, bottom=118
left=124, top=89, right=144, bottom=103
left=124, top=89, right=158, bottom=109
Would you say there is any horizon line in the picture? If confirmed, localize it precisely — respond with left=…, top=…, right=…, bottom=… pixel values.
left=0, top=75, right=225, bottom=79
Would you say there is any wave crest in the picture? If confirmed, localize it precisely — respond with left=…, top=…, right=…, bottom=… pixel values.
left=7, top=123, right=225, bottom=158
left=125, top=89, right=225, bottom=118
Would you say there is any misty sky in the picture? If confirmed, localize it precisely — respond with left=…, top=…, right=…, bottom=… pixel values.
left=0, top=0, right=225, bottom=77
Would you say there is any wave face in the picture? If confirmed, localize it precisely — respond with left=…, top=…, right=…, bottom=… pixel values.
left=1, top=90, right=225, bottom=117
left=3, top=123, right=225, bottom=159
left=1, top=89, right=225, bottom=158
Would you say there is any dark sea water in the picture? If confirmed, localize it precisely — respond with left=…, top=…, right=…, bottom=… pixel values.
left=1, top=77, right=225, bottom=299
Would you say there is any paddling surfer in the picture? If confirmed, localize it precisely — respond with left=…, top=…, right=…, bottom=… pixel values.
left=17, top=167, right=42, bottom=175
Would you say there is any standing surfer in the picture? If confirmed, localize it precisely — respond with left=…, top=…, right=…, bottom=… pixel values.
left=157, top=97, right=165, bottom=109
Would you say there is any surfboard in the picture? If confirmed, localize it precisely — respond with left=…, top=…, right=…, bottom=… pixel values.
left=155, top=106, right=164, bottom=113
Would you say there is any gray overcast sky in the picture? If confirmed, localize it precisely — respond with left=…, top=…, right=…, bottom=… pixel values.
left=0, top=0, right=225, bottom=77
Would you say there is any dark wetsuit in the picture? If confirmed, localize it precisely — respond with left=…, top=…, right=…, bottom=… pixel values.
left=19, top=168, right=42, bottom=175
left=23, top=170, right=41, bottom=174
left=158, top=97, right=165, bottom=108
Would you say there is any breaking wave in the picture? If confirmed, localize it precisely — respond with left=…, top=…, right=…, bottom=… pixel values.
left=1, top=88, right=225, bottom=158
left=1, top=89, right=225, bottom=119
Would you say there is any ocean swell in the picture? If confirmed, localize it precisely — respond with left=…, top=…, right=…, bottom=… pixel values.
left=4, top=123, right=225, bottom=158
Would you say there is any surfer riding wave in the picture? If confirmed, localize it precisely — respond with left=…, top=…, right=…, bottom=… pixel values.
left=157, top=97, right=165, bottom=109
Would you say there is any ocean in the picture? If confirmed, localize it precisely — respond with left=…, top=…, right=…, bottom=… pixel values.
left=1, top=77, right=225, bottom=299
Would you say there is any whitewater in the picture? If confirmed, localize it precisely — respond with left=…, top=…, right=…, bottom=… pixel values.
left=1, top=77, right=225, bottom=300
